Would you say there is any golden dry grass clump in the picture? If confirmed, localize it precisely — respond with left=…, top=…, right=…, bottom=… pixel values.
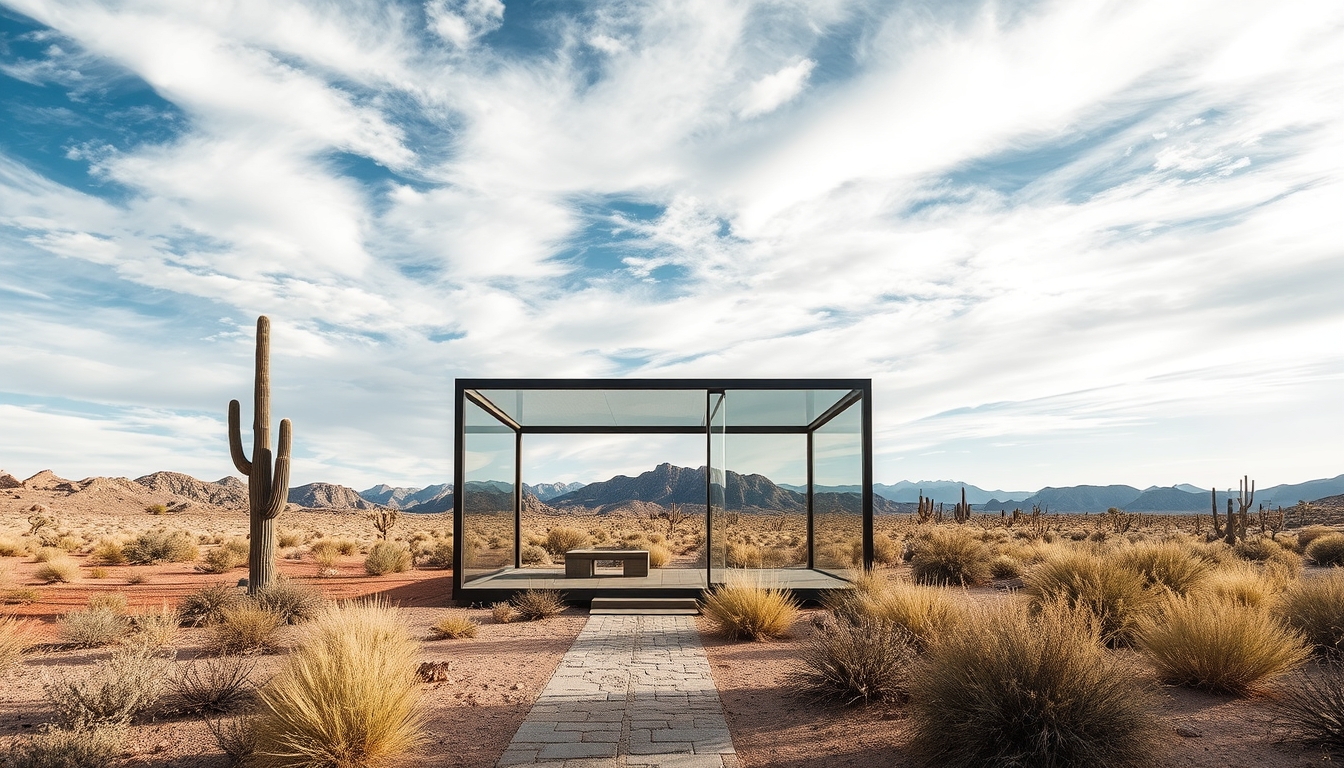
left=794, top=614, right=917, bottom=704
left=36, top=555, right=81, bottom=584
left=1023, top=551, right=1155, bottom=643
left=1113, top=541, right=1210, bottom=594
left=429, top=612, right=479, bottom=639
left=511, top=589, right=566, bottom=621
left=546, top=527, right=590, bottom=556
left=363, top=541, right=412, bottom=576
left=908, top=527, right=992, bottom=587
left=1203, top=560, right=1289, bottom=608
left=1306, top=534, right=1344, bottom=567
left=1275, top=569, right=1344, bottom=657
left=1273, top=662, right=1344, bottom=751
left=907, top=600, right=1159, bottom=768
left=253, top=599, right=423, bottom=768
left=1136, top=593, right=1310, bottom=694
left=700, top=581, right=799, bottom=641
left=1, top=615, right=37, bottom=673
left=209, top=606, right=283, bottom=655
left=833, top=577, right=965, bottom=649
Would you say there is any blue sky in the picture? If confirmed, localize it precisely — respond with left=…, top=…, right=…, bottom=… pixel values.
left=0, top=0, right=1341, bottom=491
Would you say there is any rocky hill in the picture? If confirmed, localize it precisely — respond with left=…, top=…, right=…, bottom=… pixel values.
left=135, top=471, right=248, bottom=507
left=525, top=482, right=585, bottom=501
left=288, top=482, right=379, bottom=510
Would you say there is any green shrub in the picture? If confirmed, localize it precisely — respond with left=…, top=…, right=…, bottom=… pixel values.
left=363, top=541, right=412, bottom=576
left=907, top=601, right=1159, bottom=768
left=909, top=528, right=992, bottom=587
left=511, top=589, right=566, bottom=621
left=793, top=615, right=917, bottom=704
left=251, top=578, right=326, bottom=624
left=58, top=608, right=130, bottom=648
left=1306, top=534, right=1344, bottom=567
left=4, top=724, right=126, bottom=768
left=124, top=529, right=198, bottom=565
left=1136, top=594, right=1310, bottom=694
left=701, top=582, right=798, bottom=641
left=43, top=645, right=167, bottom=727
left=1275, top=570, right=1344, bottom=657
left=1024, top=552, right=1155, bottom=643
left=1113, top=541, right=1210, bottom=595
left=254, top=600, right=423, bottom=768
left=179, top=583, right=246, bottom=627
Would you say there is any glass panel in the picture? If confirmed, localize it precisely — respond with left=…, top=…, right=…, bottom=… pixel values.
left=474, top=389, right=706, bottom=427
left=812, top=402, right=863, bottom=579
left=721, top=434, right=807, bottom=569
left=708, top=392, right=727, bottom=585
left=721, top=389, right=852, bottom=427
left=462, top=398, right=517, bottom=583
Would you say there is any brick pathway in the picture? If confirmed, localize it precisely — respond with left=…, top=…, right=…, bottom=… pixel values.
left=497, top=615, right=737, bottom=768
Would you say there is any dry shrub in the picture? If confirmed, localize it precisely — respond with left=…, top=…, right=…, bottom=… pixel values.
left=872, top=535, right=900, bottom=566
left=180, top=583, right=246, bottom=627
left=1, top=615, right=37, bottom=673
left=511, top=589, right=565, bottom=621
left=490, top=602, right=514, bottom=623
left=421, top=540, right=454, bottom=568
left=701, top=582, right=799, bottom=641
left=125, top=529, right=198, bottom=564
left=207, top=714, right=260, bottom=764
left=794, top=615, right=917, bottom=704
left=209, top=606, right=283, bottom=655
left=252, top=578, right=327, bottom=624
left=909, top=528, right=991, bottom=587
left=36, top=557, right=80, bottom=584
left=87, top=567, right=108, bottom=579
left=253, top=599, right=423, bottom=768
left=197, top=539, right=249, bottom=574
left=835, top=580, right=964, bottom=649
left=0, top=535, right=26, bottom=557
left=520, top=544, right=550, bottom=565
left=129, top=604, right=180, bottom=649
left=726, top=542, right=762, bottom=568
left=1295, top=526, right=1339, bottom=552
left=43, top=645, right=168, bottom=727
left=1024, top=552, right=1155, bottom=643
left=1235, top=537, right=1303, bottom=573
left=546, top=527, right=590, bottom=556
left=647, top=543, right=671, bottom=568
left=429, top=612, right=479, bottom=639
left=276, top=530, right=303, bottom=548
left=1306, top=534, right=1344, bottom=567
left=309, top=540, right=341, bottom=568
left=169, top=655, right=258, bottom=713
left=1276, top=570, right=1344, bottom=657
left=59, top=608, right=130, bottom=648
left=86, top=593, right=128, bottom=613
left=90, top=540, right=127, bottom=565
left=1114, top=541, right=1210, bottom=595
left=32, top=547, right=63, bottom=563
left=363, top=541, right=412, bottom=576
left=1136, top=594, right=1310, bottom=694
left=989, top=554, right=1023, bottom=580
left=1274, top=662, right=1344, bottom=751
left=4, top=724, right=126, bottom=768
left=1205, top=561, right=1282, bottom=608
left=907, top=601, right=1159, bottom=768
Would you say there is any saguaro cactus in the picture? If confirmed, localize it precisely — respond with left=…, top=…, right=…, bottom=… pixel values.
left=228, top=316, right=292, bottom=593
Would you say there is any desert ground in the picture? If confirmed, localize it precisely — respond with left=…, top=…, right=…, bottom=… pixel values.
left=3, top=469, right=1344, bottom=767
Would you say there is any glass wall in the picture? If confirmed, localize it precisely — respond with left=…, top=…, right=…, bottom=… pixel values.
left=462, top=398, right=517, bottom=583
left=721, top=433, right=807, bottom=569
left=812, top=401, right=863, bottom=578
left=708, top=392, right=727, bottom=584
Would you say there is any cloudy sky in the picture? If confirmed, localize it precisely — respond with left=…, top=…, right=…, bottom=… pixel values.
left=1, top=0, right=1341, bottom=493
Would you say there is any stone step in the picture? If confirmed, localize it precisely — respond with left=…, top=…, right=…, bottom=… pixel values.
left=590, top=597, right=700, bottom=615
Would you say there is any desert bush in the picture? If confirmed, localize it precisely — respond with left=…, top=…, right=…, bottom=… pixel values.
left=1024, top=552, right=1155, bottom=643
left=1295, top=526, right=1338, bottom=552
left=726, top=542, right=762, bottom=568
left=32, top=547, right=62, bottom=563
left=1136, top=594, right=1310, bottom=694
left=87, top=567, right=108, bottom=579
left=546, top=527, right=590, bottom=556
left=517, top=544, right=548, bottom=565
left=364, top=541, right=412, bottom=576
left=253, top=599, right=423, bottom=768
left=1274, top=662, right=1344, bottom=751
left=145, top=503, right=168, bottom=515
left=251, top=578, right=326, bottom=624
left=86, top=593, right=128, bottom=613
left=421, top=540, right=454, bottom=568
left=58, top=608, right=130, bottom=648
left=1, top=615, right=36, bottom=673
left=872, top=535, right=900, bottom=566
left=1114, top=541, right=1210, bottom=595
left=206, top=714, right=260, bottom=764
left=989, top=554, right=1023, bottom=580
left=1235, top=537, right=1303, bottom=572
left=179, top=583, right=246, bottom=627
left=512, top=589, right=565, bottom=621
left=208, top=606, right=283, bottom=655
left=701, top=582, right=799, bottom=641
left=36, top=557, right=80, bottom=584
left=0, top=535, right=26, bottom=557
left=276, top=530, right=302, bottom=549
left=906, top=601, right=1159, bottom=768
left=1306, top=534, right=1344, bottom=567
left=1205, top=561, right=1281, bottom=608
left=309, top=539, right=342, bottom=568
left=125, top=572, right=147, bottom=585
left=1276, top=570, right=1344, bottom=657
left=89, top=540, right=127, bottom=565
left=490, top=601, right=514, bottom=624
left=43, top=645, right=167, bottom=727
left=129, top=604, right=179, bottom=649
left=429, top=612, right=479, bottom=639
left=4, top=724, right=126, bottom=768
left=197, top=546, right=247, bottom=574
left=169, top=655, right=258, bottom=713
left=909, top=528, right=992, bottom=587
left=793, top=615, right=917, bottom=704
left=124, top=529, right=198, bottom=565
left=647, top=543, right=671, bottom=568
left=831, top=580, right=965, bottom=650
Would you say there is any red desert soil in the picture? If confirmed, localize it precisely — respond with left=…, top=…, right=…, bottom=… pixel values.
left=701, top=609, right=1336, bottom=768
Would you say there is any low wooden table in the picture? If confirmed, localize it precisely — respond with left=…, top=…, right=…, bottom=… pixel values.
left=563, top=548, right=651, bottom=578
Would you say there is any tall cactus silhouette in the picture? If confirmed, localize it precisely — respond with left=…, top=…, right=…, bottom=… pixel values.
left=228, top=316, right=292, bottom=593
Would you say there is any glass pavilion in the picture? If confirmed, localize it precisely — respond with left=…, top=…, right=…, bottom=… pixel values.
left=453, top=379, right=873, bottom=602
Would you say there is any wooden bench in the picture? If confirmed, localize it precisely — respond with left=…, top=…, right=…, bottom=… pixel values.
left=563, top=548, right=650, bottom=578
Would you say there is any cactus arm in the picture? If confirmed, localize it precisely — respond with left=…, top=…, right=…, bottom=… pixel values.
left=228, top=399, right=252, bottom=476
left=263, top=419, right=291, bottom=520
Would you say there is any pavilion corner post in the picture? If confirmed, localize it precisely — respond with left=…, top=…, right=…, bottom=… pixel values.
left=452, top=381, right=465, bottom=597
left=514, top=429, right=522, bottom=570
left=806, top=429, right=815, bottom=570
left=861, top=383, right=874, bottom=571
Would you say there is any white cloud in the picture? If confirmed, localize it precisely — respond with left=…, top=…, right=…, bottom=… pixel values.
left=426, top=0, right=505, bottom=48
left=738, top=58, right=815, bottom=118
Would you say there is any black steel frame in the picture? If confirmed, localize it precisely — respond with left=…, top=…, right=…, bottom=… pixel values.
left=452, top=378, right=873, bottom=600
